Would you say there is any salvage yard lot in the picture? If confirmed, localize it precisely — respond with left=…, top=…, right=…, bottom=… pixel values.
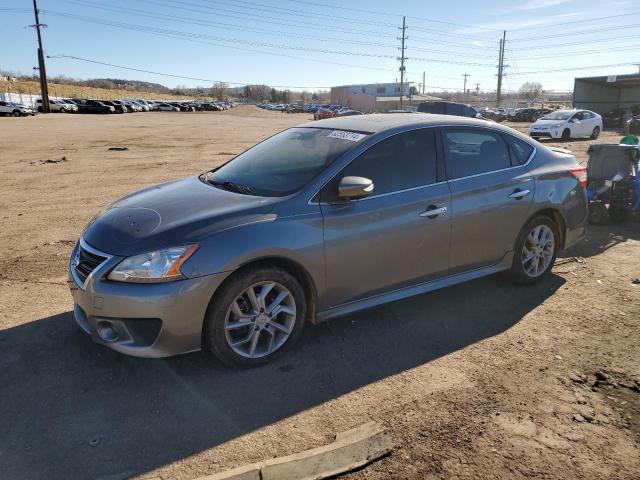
left=0, top=106, right=638, bottom=479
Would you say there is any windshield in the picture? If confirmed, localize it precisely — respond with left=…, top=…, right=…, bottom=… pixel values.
left=541, top=111, right=574, bottom=120
left=204, top=127, right=369, bottom=197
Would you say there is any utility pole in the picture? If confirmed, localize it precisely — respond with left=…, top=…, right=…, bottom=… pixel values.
left=462, top=73, right=470, bottom=101
left=422, top=71, right=425, bottom=95
left=496, top=30, right=506, bottom=108
left=475, top=83, right=480, bottom=95
left=31, top=0, right=50, bottom=113
left=398, top=16, right=407, bottom=109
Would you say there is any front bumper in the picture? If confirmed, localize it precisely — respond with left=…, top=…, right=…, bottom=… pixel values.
left=68, top=240, right=230, bottom=358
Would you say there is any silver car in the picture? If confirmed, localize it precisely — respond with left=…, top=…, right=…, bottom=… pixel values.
left=69, top=114, right=588, bottom=366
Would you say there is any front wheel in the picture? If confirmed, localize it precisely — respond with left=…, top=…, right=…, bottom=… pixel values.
left=12, top=110, right=21, bottom=117
left=508, top=216, right=559, bottom=285
left=591, top=126, right=600, bottom=139
left=204, top=266, right=306, bottom=367
left=561, top=128, right=571, bottom=140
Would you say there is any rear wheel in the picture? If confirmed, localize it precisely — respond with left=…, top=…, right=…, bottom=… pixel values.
left=12, top=110, right=21, bottom=117
left=591, top=126, right=600, bottom=139
left=508, top=216, right=559, bottom=285
left=561, top=128, right=571, bottom=140
left=204, top=266, right=306, bottom=367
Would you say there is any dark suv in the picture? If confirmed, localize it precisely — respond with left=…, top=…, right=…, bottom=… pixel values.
left=70, top=99, right=115, bottom=114
left=417, top=101, right=480, bottom=118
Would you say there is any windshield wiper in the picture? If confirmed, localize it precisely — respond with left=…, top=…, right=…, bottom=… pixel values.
left=203, top=174, right=255, bottom=195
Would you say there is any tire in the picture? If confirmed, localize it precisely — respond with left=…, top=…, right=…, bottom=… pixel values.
left=590, top=126, right=600, bottom=139
left=561, top=128, right=571, bottom=140
left=530, top=136, right=540, bottom=140
left=588, top=202, right=608, bottom=225
left=12, top=110, right=21, bottom=117
left=37, top=106, right=43, bottom=113
left=508, top=215, right=559, bottom=285
left=204, top=266, right=307, bottom=367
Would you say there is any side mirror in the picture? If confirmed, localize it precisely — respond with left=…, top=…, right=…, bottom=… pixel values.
left=338, top=176, right=374, bottom=199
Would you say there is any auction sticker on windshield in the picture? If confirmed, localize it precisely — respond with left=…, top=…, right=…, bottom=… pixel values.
left=327, top=130, right=367, bottom=142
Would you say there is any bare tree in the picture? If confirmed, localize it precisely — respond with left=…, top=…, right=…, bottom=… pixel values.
left=211, top=82, right=228, bottom=101
left=519, top=82, right=543, bottom=106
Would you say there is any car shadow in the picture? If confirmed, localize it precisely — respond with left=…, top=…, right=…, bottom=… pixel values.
left=561, top=222, right=640, bottom=259
left=0, top=273, right=565, bottom=480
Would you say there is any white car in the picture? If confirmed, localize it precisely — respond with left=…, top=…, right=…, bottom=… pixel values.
left=35, top=98, right=76, bottom=113
left=0, top=101, right=36, bottom=116
left=529, top=109, right=602, bottom=140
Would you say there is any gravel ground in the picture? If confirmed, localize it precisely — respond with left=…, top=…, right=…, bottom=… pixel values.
left=0, top=107, right=638, bottom=480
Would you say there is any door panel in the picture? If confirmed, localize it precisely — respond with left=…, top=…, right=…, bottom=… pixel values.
left=320, top=127, right=451, bottom=308
left=448, top=170, right=534, bottom=273
left=321, top=184, right=451, bottom=307
left=442, top=127, right=535, bottom=273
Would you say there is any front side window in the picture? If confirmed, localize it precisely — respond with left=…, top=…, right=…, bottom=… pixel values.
left=444, top=129, right=511, bottom=179
left=205, top=128, right=368, bottom=197
left=326, top=129, right=438, bottom=200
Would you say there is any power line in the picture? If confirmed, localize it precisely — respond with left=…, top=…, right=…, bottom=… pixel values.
left=509, top=11, right=638, bottom=31
left=510, top=22, right=640, bottom=42
left=47, top=54, right=333, bottom=89
left=57, top=0, right=398, bottom=47
left=515, top=62, right=640, bottom=75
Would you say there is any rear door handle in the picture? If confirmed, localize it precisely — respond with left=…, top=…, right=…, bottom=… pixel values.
left=508, top=189, right=530, bottom=200
left=419, top=206, right=448, bottom=218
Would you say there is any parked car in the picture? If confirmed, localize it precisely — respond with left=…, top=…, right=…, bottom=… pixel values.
left=69, top=114, right=588, bottom=367
left=314, top=107, right=334, bottom=120
left=58, top=99, right=79, bottom=112
left=100, top=101, right=128, bottom=114
left=335, top=109, right=364, bottom=117
left=417, top=101, right=480, bottom=118
left=35, top=98, right=75, bottom=113
left=602, top=105, right=640, bottom=129
left=511, top=108, right=540, bottom=122
left=0, top=101, right=36, bottom=116
left=155, top=102, right=180, bottom=112
left=70, top=99, right=115, bottom=114
left=529, top=109, right=602, bottom=140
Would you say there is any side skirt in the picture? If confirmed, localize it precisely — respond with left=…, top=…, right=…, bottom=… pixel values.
left=316, top=252, right=514, bottom=323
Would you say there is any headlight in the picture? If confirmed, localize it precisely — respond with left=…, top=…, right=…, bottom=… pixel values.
left=552, top=123, right=563, bottom=128
left=108, top=244, right=198, bottom=283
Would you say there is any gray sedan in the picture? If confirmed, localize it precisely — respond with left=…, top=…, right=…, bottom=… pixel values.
left=69, top=114, right=588, bottom=367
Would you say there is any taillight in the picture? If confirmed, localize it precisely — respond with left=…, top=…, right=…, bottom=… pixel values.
left=569, top=165, right=587, bottom=189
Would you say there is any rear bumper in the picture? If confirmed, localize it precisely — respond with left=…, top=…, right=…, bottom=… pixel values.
left=68, top=241, right=231, bottom=358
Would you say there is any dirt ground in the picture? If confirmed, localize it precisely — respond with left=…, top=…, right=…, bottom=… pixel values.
left=0, top=107, right=638, bottom=480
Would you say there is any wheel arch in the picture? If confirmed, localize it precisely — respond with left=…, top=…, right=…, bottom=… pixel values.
left=213, top=256, right=318, bottom=325
left=525, top=208, right=567, bottom=249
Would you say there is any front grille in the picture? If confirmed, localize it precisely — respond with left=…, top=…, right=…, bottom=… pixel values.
left=75, top=245, right=108, bottom=283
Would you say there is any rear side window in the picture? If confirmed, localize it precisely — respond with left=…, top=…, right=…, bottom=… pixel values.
left=443, top=129, right=511, bottom=179
left=329, top=129, right=438, bottom=198
left=505, top=135, right=535, bottom=165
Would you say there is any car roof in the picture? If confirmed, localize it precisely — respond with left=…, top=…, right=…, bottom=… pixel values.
left=298, top=113, right=503, bottom=134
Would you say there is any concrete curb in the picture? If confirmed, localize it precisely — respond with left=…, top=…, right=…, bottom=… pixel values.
left=200, top=422, right=392, bottom=480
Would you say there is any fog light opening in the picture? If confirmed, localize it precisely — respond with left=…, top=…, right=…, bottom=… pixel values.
left=97, top=322, right=118, bottom=343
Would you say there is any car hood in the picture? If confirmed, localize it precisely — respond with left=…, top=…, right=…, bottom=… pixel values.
left=83, top=176, right=279, bottom=256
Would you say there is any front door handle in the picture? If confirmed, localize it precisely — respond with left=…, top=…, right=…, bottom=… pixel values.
left=419, top=206, right=448, bottom=218
left=508, top=189, right=530, bottom=200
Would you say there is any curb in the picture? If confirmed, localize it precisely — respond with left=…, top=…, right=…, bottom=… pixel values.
left=201, top=422, right=392, bottom=480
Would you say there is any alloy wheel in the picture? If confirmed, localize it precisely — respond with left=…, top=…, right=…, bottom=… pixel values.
left=224, top=281, right=296, bottom=359
left=522, top=225, right=555, bottom=278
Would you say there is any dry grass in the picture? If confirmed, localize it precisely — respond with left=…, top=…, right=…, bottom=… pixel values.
left=0, top=79, right=204, bottom=101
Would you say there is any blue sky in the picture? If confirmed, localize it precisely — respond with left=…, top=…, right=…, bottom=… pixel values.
left=1, top=0, right=638, bottom=92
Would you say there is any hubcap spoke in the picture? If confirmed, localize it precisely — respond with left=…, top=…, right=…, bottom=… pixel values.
left=248, top=329, right=261, bottom=357
left=267, top=290, right=289, bottom=314
left=257, top=283, right=275, bottom=310
left=270, top=320, right=291, bottom=335
left=225, top=320, right=254, bottom=331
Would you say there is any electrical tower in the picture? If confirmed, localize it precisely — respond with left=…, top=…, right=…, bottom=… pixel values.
left=462, top=73, right=470, bottom=100
left=30, top=0, right=50, bottom=113
left=496, top=30, right=506, bottom=108
left=398, top=16, right=407, bottom=109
